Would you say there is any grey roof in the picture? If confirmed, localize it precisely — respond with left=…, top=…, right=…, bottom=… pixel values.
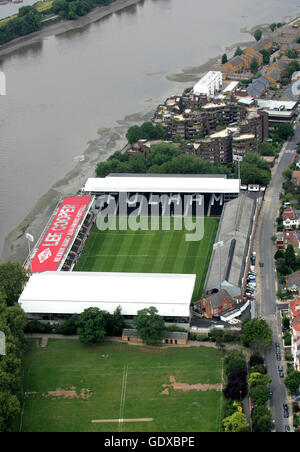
left=165, top=331, right=189, bottom=341
left=286, top=271, right=300, bottom=289
left=229, top=56, right=244, bottom=67
left=266, top=68, right=281, bottom=81
left=201, top=289, right=234, bottom=309
left=122, top=329, right=138, bottom=338
left=247, top=76, right=270, bottom=98
left=205, top=194, right=256, bottom=295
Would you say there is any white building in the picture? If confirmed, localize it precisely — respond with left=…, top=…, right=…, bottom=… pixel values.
left=83, top=174, right=240, bottom=195
left=19, top=271, right=196, bottom=328
left=193, top=71, right=223, bottom=97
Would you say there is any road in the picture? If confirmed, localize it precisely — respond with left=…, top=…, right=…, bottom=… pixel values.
left=255, top=129, right=300, bottom=432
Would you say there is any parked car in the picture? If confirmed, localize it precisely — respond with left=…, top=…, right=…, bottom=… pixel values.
left=278, top=366, right=283, bottom=371
left=285, top=425, right=290, bottom=432
left=279, top=371, right=284, bottom=378
left=293, top=396, right=300, bottom=402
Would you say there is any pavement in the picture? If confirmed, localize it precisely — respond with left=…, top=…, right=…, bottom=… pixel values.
left=254, top=129, right=300, bottom=432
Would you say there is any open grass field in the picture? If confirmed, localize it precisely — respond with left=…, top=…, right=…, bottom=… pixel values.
left=75, top=217, right=219, bottom=300
left=21, top=340, right=224, bottom=432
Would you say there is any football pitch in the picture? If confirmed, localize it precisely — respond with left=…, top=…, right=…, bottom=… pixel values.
left=75, top=217, right=219, bottom=300
left=21, top=340, right=224, bottom=432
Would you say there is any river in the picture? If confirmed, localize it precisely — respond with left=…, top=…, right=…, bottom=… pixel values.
left=0, top=0, right=299, bottom=263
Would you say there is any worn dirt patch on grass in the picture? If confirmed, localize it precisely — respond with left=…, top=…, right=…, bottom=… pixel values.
left=46, top=388, right=92, bottom=400
left=161, top=376, right=221, bottom=394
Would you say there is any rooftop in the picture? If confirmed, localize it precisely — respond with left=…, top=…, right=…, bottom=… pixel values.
left=19, top=272, right=196, bottom=317
left=84, top=175, right=240, bottom=194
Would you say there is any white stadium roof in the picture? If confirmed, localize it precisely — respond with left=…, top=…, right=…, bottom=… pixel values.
left=19, top=272, right=196, bottom=317
left=84, top=176, right=240, bottom=194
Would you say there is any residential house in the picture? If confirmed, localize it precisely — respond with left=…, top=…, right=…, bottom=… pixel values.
left=264, top=68, right=282, bottom=86
left=289, top=299, right=300, bottom=370
left=286, top=271, right=300, bottom=292
left=196, top=289, right=236, bottom=319
left=282, top=206, right=300, bottom=229
left=247, top=76, right=270, bottom=98
left=223, top=56, right=245, bottom=75
left=292, top=171, right=300, bottom=187
left=283, top=230, right=300, bottom=253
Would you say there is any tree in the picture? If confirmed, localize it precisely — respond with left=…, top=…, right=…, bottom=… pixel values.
left=259, top=49, right=270, bottom=64
left=241, top=319, right=273, bottom=353
left=258, top=141, right=274, bottom=156
left=111, top=306, right=125, bottom=336
left=133, top=307, right=165, bottom=345
left=222, top=54, right=228, bottom=64
left=0, top=262, right=29, bottom=306
left=249, top=384, right=270, bottom=406
left=0, top=290, right=27, bottom=432
left=248, top=372, right=271, bottom=388
left=251, top=406, right=273, bottom=432
left=234, top=47, right=243, bottom=56
left=285, top=244, right=297, bottom=271
left=253, top=29, right=262, bottom=41
left=126, top=125, right=142, bottom=144
left=277, top=123, right=295, bottom=141
left=76, top=307, right=106, bottom=343
left=223, top=378, right=248, bottom=401
left=270, top=23, right=277, bottom=32
left=249, top=355, right=265, bottom=367
left=250, top=57, right=259, bottom=74
left=274, top=249, right=285, bottom=260
left=284, top=369, right=300, bottom=394
left=224, top=350, right=247, bottom=376
left=222, top=411, right=249, bottom=432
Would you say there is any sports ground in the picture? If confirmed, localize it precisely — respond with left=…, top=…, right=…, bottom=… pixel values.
left=75, top=217, right=219, bottom=300
left=21, top=340, right=224, bottom=432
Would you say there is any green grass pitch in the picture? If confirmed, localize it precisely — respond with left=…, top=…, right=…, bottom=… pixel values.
left=21, top=340, right=224, bottom=432
left=75, top=217, right=219, bottom=300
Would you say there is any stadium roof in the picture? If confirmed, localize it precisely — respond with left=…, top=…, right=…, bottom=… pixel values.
left=84, top=175, right=240, bottom=194
left=204, top=194, right=256, bottom=297
left=19, top=272, right=196, bottom=317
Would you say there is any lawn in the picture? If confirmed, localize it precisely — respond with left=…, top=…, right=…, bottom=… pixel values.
left=75, top=217, right=219, bottom=300
left=21, top=340, right=224, bottom=432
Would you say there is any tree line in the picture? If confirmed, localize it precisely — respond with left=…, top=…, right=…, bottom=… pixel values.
left=0, top=0, right=114, bottom=46
left=0, top=263, right=28, bottom=432
left=0, top=6, right=42, bottom=46
left=96, top=142, right=232, bottom=178
left=52, top=0, right=111, bottom=21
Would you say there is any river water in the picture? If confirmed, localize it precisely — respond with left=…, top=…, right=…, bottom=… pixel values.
left=0, top=0, right=299, bottom=261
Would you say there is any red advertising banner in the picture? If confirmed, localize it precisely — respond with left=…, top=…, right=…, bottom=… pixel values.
left=31, top=196, right=92, bottom=273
